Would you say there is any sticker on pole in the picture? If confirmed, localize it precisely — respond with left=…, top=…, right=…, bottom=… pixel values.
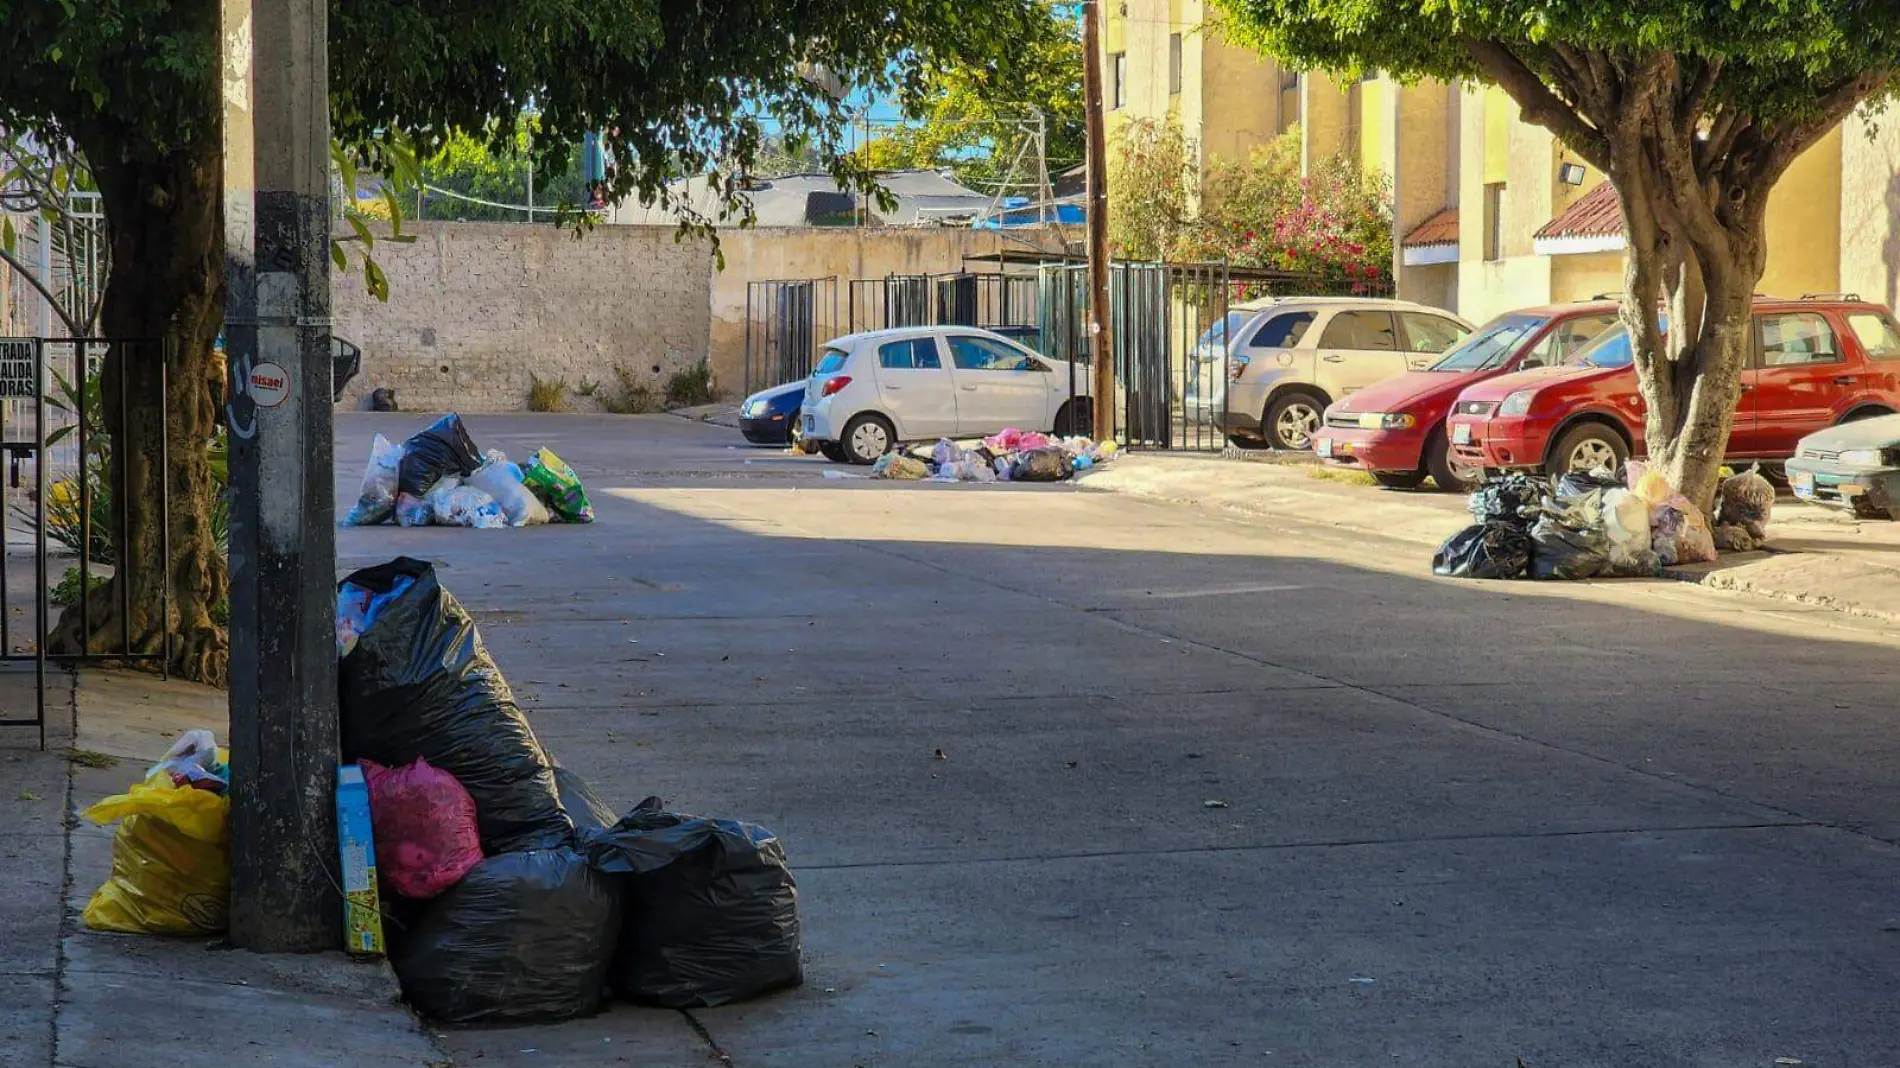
left=247, top=362, right=291, bottom=407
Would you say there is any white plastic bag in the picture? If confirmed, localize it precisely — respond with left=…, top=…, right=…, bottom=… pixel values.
left=467, top=450, right=550, bottom=526
left=429, top=478, right=506, bottom=529
left=1602, top=489, right=1651, bottom=562
left=149, top=729, right=225, bottom=788
left=345, top=434, right=403, bottom=525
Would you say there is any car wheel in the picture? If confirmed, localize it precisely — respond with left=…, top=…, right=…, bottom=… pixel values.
left=842, top=414, right=895, bottom=465
left=1054, top=400, right=1093, bottom=437
left=1424, top=426, right=1480, bottom=493
left=1549, top=422, right=1628, bottom=474
left=1371, top=469, right=1427, bottom=489
left=818, top=442, right=849, bottom=464
left=1264, top=391, right=1325, bottom=451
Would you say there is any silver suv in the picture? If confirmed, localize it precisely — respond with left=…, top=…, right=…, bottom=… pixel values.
left=1207, top=297, right=1471, bottom=450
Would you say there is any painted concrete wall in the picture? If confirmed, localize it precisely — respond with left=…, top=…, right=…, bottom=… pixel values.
left=1840, top=115, right=1900, bottom=308
left=333, top=222, right=714, bottom=412
left=1549, top=253, right=1625, bottom=305
left=1457, top=87, right=1560, bottom=324
left=1760, top=126, right=1842, bottom=300
left=1392, top=81, right=1454, bottom=307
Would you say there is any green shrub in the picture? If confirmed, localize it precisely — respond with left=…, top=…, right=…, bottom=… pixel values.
left=50, top=565, right=107, bottom=606
left=527, top=373, right=568, bottom=412
left=663, top=362, right=716, bottom=408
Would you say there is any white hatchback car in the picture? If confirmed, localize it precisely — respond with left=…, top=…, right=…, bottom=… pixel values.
left=801, top=326, right=1093, bottom=464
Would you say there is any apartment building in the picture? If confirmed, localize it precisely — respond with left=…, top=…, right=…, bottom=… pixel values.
left=1103, top=6, right=1898, bottom=321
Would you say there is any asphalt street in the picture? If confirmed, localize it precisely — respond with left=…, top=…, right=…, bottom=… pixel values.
left=337, top=412, right=1900, bottom=1068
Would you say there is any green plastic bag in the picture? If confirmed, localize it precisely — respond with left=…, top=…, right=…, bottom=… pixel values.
left=522, top=447, right=594, bottom=523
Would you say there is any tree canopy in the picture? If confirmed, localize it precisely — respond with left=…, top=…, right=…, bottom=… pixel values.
left=1213, top=0, right=1900, bottom=509
left=861, top=7, right=1084, bottom=190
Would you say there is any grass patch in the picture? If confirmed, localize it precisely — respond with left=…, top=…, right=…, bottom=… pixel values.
left=663, top=362, right=717, bottom=408
left=1304, top=465, right=1379, bottom=487
left=527, top=374, right=568, bottom=413
left=68, top=748, right=120, bottom=769
left=603, top=365, right=663, bottom=414
left=51, top=566, right=108, bottom=607
left=575, top=377, right=601, bottom=398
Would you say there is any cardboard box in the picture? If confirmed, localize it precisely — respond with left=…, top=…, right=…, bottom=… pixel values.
left=336, top=764, right=385, bottom=957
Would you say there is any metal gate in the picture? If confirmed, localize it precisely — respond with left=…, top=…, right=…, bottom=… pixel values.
left=0, top=336, right=177, bottom=749
left=1036, top=261, right=1229, bottom=449
left=848, top=272, right=1039, bottom=334
left=743, top=278, right=839, bottom=395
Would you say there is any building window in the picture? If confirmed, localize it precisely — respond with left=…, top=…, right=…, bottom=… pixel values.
left=1483, top=183, right=1506, bottom=262
left=1111, top=52, right=1127, bottom=110
left=1169, top=34, right=1183, bottom=96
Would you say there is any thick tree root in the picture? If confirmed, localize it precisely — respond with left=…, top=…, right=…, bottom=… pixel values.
left=47, top=578, right=229, bottom=688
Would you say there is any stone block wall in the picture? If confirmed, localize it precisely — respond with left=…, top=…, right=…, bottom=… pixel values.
left=333, top=222, right=714, bottom=411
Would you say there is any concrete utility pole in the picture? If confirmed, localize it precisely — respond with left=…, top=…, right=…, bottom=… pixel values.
left=1081, top=0, right=1115, bottom=440
left=222, top=0, right=342, bottom=951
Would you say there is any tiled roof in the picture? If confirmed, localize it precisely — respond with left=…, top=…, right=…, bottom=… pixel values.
left=1400, top=207, right=1459, bottom=248
left=1534, top=180, right=1624, bottom=240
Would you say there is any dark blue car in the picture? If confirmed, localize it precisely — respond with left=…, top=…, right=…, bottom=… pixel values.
left=740, top=380, right=807, bottom=445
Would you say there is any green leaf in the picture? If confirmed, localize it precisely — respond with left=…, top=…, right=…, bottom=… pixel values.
left=346, top=212, right=375, bottom=249
left=1, top=217, right=13, bottom=256
left=330, top=240, right=348, bottom=271
left=365, top=258, right=389, bottom=303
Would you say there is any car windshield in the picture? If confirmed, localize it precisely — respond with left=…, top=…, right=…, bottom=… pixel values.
left=1429, top=314, right=1548, bottom=372
left=1572, top=325, right=1634, bottom=368
left=812, top=348, right=848, bottom=376
left=1195, top=312, right=1252, bottom=354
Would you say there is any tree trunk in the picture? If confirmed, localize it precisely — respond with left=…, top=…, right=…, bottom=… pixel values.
left=50, top=133, right=230, bottom=686
left=1617, top=179, right=1764, bottom=518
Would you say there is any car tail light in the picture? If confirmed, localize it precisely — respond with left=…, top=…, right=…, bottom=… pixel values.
left=821, top=376, right=852, bottom=397
left=1229, top=355, right=1251, bottom=381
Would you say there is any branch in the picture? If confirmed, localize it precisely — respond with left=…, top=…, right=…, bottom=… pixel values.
left=1756, top=70, right=1893, bottom=185
left=1462, top=37, right=1611, bottom=170
left=0, top=245, right=84, bottom=337
left=1677, top=57, right=1723, bottom=137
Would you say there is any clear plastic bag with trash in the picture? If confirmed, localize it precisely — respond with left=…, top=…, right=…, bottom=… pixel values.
left=427, top=477, right=506, bottom=529
left=466, top=450, right=550, bottom=526
left=1717, top=464, right=1775, bottom=539
left=345, top=434, right=403, bottom=526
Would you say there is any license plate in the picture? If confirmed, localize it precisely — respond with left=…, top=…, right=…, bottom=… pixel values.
left=1451, top=422, right=1472, bottom=445
left=1315, top=438, right=1333, bottom=458
left=1791, top=471, right=1815, bottom=498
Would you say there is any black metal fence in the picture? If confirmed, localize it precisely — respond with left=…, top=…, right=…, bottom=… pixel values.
left=0, top=336, right=176, bottom=748
left=743, top=278, right=840, bottom=395
left=846, top=272, right=1040, bottom=335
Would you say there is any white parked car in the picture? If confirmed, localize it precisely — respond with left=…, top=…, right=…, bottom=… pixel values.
left=800, top=326, right=1094, bottom=464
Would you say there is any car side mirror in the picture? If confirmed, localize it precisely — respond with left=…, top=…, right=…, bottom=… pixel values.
left=1519, top=357, right=1544, bottom=370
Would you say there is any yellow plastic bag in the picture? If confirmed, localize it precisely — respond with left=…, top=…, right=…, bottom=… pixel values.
left=82, top=771, right=231, bottom=935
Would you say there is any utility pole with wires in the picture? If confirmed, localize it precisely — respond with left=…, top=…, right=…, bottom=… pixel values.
left=1081, top=0, right=1115, bottom=441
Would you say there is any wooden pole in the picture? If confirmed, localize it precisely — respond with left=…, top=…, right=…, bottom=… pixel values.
left=1081, top=0, right=1115, bottom=440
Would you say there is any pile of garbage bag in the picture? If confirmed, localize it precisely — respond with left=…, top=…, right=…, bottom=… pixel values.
left=345, top=414, right=590, bottom=528
left=870, top=429, right=1118, bottom=484
left=1433, top=460, right=1752, bottom=581
left=336, top=557, right=801, bottom=1025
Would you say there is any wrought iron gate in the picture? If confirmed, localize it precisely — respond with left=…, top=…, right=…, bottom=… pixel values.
left=743, top=278, right=839, bottom=394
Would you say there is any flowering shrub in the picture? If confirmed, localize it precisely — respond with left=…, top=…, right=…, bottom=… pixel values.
left=1109, top=118, right=1393, bottom=291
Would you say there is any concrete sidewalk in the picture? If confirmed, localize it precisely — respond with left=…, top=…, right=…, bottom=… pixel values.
left=1, top=669, right=442, bottom=1068
left=1086, top=451, right=1900, bottom=624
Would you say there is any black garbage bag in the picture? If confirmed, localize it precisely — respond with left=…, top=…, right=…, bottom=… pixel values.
left=1012, top=447, right=1074, bottom=483
left=397, top=413, right=483, bottom=499
left=553, top=764, right=619, bottom=836
left=1528, top=492, right=1614, bottom=580
left=1467, top=473, right=1544, bottom=528
left=1553, top=467, right=1623, bottom=502
left=390, top=848, right=624, bottom=1026
left=338, top=557, right=570, bottom=854
left=1432, top=522, right=1532, bottom=580
left=586, top=800, right=803, bottom=1008
left=371, top=387, right=400, bottom=412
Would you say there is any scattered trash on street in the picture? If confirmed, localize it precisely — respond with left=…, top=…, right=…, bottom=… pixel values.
left=1434, top=461, right=1741, bottom=581
left=860, top=430, right=1119, bottom=485
left=345, top=415, right=594, bottom=528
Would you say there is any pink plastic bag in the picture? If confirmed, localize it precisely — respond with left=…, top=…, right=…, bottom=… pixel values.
left=361, top=757, right=483, bottom=899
